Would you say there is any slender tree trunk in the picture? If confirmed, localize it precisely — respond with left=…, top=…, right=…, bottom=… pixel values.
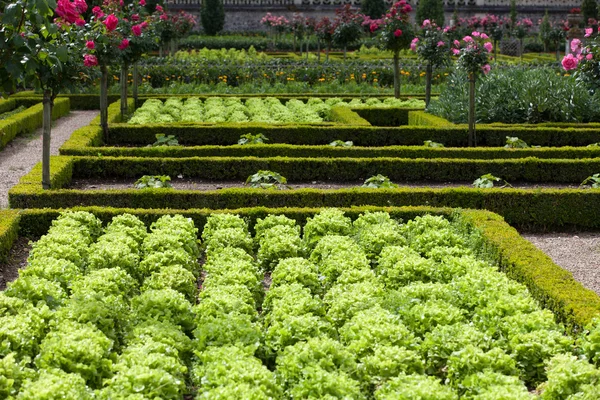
left=159, top=46, right=163, bottom=57
left=425, top=63, right=433, bottom=107
left=343, top=45, right=347, bottom=61
left=133, top=63, right=139, bottom=108
left=555, top=43, right=560, bottom=61
left=100, top=65, right=109, bottom=143
left=293, top=33, right=296, bottom=54
left=317, top=40, right=321, bottom=63
left=42, top=90, right=53, bottom=190
left=494, top=40, right=498, bottom=62
left=393, top=51, right=400, bottom=99
left=519, top=38, right=523, bottom=60
left=326, top=42, right=330, bottom=62
left=120, top=63, right=129, bottom=120
left=170, top=40, right=176, bottom=56
left=306, top=41, right=309, bottom=61
left=468, top=73, right=476, bottom=147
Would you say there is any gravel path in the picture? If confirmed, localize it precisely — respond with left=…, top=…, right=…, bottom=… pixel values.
left=0, top=110, right=98, bottom=208
left=523, top=233, right=600, bottom=296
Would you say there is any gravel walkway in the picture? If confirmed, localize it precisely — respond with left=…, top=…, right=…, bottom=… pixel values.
left=523, top=233, right=600, bottom=296
left=0, top=110, right=98, bottom=208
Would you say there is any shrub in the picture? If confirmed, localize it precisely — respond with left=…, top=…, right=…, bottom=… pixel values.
left=16, top=369, right=93, bottom=400
left=375, top=373, right=457, bottom=400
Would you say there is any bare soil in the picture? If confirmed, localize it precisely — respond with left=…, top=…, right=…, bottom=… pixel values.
left=0, top=237, right=33, bottom=290
left=68, top=177, right=584, bottom=191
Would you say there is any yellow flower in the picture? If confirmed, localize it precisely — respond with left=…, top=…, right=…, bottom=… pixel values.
left=373, top=78, right=378, bottom=82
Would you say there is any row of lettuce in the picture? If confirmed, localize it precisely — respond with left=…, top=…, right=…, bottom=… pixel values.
left=2, top=209, right=600, bottom=398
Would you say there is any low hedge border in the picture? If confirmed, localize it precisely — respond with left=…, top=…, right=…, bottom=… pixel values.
left=61, top=142, right=600, bottom=160
left=8, top=158, right=600, bottom=229
left=104, top=122, right=600, bottom=147
left=408, top=110, right=454, bottom=127
left=2, top=205, right=598, bottom=329
left=0, top=98, right=70, bottom=150
left=0, top=98, right=17, bottom=114
left=0, top=210, right=20, bottom=263
left=41, top=155, right=600, bottom=183
left=356, top=107, right=422, bottom=126
left=11, top=91, right=119, bottom=110
left=330, top=107, right=371, bottom=126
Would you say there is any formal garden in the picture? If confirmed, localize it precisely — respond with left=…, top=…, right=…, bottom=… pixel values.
left=2, top=0, right=600, bottom=398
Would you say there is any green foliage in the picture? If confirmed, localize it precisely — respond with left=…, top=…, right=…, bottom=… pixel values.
left=131, top=289, right=195, bottom=333
left=0, top=106, right=26, bottom=121
left=473, top=173, right=510, bottom=189
left=99, top=365, right=185, bottom=399
left=361, top=174, right=399, bottom=189
left=424, top=140, right=444, bottom=147
left=540, top=354, right=600, bottom=400
left=238, top=133, right=269, bottom=145
left=430, top=68, right=600, bottom=124
left=134, top=175, right=172, bottom=189
left=415, top=0, right=445, bottom=26
left=375, top=373, right=457, bottom=400
left=361, top=0, right=386, bottom=18
left=245, top=170, right=289, bottom=190
left=151, top=134, right=179, bottom=147
left=329, top=139, right=354, bottom=147
left=582, top=0, right=599, bottom=24
left=257, top=225, right=304, bottom=270
left=505, top=136, right=530, bottom=148
left=141, top=265, right=198, bottom=302
left=16, top=369, right=93, bottom=400
left=4, top=276, right=66, bottom=309
left=581, top=174, right=600, bottom=188
left=303, top=208, right=352, bottom=247
left=271, top=257, right=322, bottom=295
left=36, top=321, right=113, bottom=387
left=201, top=0, right=225, bottom=36
left=0, top=353, right=35, bottom=398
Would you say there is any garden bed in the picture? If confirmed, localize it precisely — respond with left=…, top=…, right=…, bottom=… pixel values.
left=0, top=206, right=599, bottom=398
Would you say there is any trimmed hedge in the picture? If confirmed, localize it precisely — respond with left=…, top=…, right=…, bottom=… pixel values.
left=61, top=141, right=600, bottom=160
left=2, top=205, right=599, bottom=329
left=0, top=98, right=70, bottom=150
left=355, top=107, right=422, bottom=126
left=0, top=210, right=20, bottom=263
left=8, top=158, right=600, bottom=229
left=329, top=107, right=371, bottom=126
left=53, top=156, right=600, bottom=183
left=0, top=98, right=17, bottom=114
left=458, top=209, right=600, bottom=331
left=11, top=91, right=120, bottom=110
left=408, top=110, right=453, bottom=127
left=106, top=122, right=600, bottom=147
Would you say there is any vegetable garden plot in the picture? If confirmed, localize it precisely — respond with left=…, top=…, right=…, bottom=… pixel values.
left=127, top=97, right=424, bottom=125
left=2, top=209, right=600, bottom=398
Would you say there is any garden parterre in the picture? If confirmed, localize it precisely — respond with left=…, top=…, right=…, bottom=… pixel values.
left=2, top=208, right=600, bottom=398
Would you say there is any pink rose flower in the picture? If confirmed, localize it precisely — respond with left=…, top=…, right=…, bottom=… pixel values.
left=92, top=6, right=104, bottom=18
left=75, top=18, right=85, bottom=26
left=463, top=35, right=473, bottom=43
left=394, top=29, right=402, bottom=38
left=587, top=53, right=594, bottom=60
left=453, top=39, right=460, bottom=47
left=480, top=33, right=489, bottom=40
left=132, top=24, right=142, bottom=36
left=85, top=40, right=95, bottom=49
left=55, top=0, right=81, bottom=24
left=141, top=21, right=149, bottom=29
left=118, top=38, right=130, bottom=50
left=410, top=37, right=418, bottom=51
left=160, top=14, right=168, bottom=21
left=481, top=64, right=491, bottom=75
left=131, top=14, right=140, bottom=21
left=83, top=54, right=98, bottom=67
left=74, top=0, right=87, bottom=13
left=422, top=19, right=431, bottom=27
left=139, top=0, right=146, bottom=5
left=571, top=38, right=582, bottom=55
left=452, top=48, right=460, bottom=55
left=585, top=28, right=593, bottom=37
left=156, top=5, right=163, bottom=12
left=437, top=41, right=445, bottom=47
left=484, top=42, right=493, bottom=52
left=561, top=53, right=578, bottom=71
left=471, top=31, right=480, bottom=37
left=103, top=14, right=118, bottom=31
left=369, top=23, right=378, bottom=33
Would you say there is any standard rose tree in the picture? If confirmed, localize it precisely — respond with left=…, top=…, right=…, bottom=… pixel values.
left=410, top=19, right=452, bottom=106
left=561, top=33, right=600, bottom=93
left=374, top=0, right=414, bottom=98
left=452, top=32, right=493, bottom=146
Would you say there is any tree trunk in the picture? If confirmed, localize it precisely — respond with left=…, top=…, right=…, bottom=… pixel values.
left=425, top=63, right=433, bottom=107
left=306, top=41, right=309, bottom=61
left=100, top=65, right=109, bottom=143
left=494, top=40, right=498, bottom=62
left=519, top=38, right=523, bottom=60
left=343, top=45, right=347, bottom=61
left=170, top=40, right=177, bottom=56
left=393, top=51, right=401, bottom=99
left=42, top=90, right=53, bottom=190
left=556, top=43, right=560, bottom=61
left=133, top=63, right=139, bottom=108
left=159, top=46, right=163, bottom=57
left=120, top=63, right=129, bottom=120
left=468, top=73, right=476, bottom=147
left=293, top=34, right=296, bottom=54
left=326, top=42, right=330, bottom=62
left=317, top=40, right=321, bottom=63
